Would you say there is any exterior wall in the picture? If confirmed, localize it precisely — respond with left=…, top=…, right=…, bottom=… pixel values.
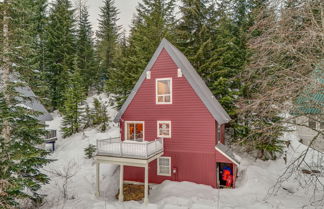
left=120, top=49, right=218, bottom=187
left=296, top=116, right=324, bottom=151
left=124, top=151, right=217, bottom=187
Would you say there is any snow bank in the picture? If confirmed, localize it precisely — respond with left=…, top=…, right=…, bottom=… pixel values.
left=40, top=94, right=324, bottom=209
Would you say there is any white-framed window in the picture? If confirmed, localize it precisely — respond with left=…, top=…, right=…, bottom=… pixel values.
left=125, top=121, right=144, bottom=142
left=157, top=121, right=171, bottom=138
left=156, top=78, right=172, bottom=104
left=157, top=157, right=171, bottom=176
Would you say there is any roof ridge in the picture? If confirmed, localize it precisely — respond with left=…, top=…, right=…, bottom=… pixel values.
left=114, top=38, right=231, bottom=124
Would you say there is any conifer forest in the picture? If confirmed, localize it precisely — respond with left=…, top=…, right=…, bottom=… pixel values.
left=0, top=0, right=323, bottom=208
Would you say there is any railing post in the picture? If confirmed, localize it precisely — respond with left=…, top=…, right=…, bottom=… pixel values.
left=146, top=142, right=149, bottom=158
left=120, top=142, right=123, bottom=157
left=96, top=139, right=98, bottom=155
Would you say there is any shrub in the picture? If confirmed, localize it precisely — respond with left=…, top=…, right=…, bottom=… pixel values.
left=84, top=144, right=96, bottom=159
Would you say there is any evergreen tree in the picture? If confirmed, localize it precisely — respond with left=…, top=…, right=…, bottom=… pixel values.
left=106, top=0, right=176, bottom=107
left=176, top=0, right=244, bottom=117
left=32, top=0, right=51, bottom=108
left=61, top=68, right=86, bottom=138
left=0, top=0, right=51, bottom=207
left=96, top=0, right=120, bottom=90
left=44, top=0, right=76, bottom=110
left=176, top=0, right=215, bottom=78
left=76, top=3, right=98, bottom=92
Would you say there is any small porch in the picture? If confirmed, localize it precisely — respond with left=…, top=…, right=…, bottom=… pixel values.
left=95, top=137, right=164, bottom=205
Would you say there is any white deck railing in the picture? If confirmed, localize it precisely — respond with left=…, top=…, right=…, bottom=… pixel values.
left=96, top=137, right=164, bottom=159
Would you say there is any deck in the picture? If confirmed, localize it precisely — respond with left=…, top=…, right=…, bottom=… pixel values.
left=96, top=137, right=164, bottom=159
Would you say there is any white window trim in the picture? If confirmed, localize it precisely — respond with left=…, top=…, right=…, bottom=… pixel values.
left=156, top=78, right=172, bottom=104
left=157, top=121, right=171, bottom=138
left=124, top=121, right=145, bottom=142
left=157, top=156, right=171, bottom=176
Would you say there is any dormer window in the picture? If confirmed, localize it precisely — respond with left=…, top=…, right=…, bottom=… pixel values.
left=156, top=78, right=172, bottom=104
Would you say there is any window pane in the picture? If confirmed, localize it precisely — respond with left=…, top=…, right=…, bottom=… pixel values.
left=164, top=95, right=170, bottom=103
left=159, top=158, right=169, bottom=166
left=158, top=80, right=170, bottom=95
left=127, top=123, right=135, bottom=140
left=135, top=123, right=143, bottom=140
left=158, top=96, right=164, bottom=103
left=159, top=122, right=170, bottom=136
left=127, top=123, right=143, bottom=141
left=308, top=118, right=316, bottom=129
left=160, top=167, right=169, bottom=174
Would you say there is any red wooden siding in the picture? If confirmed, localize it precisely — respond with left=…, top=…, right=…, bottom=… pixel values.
left=120, top=49, right=232, bottom=188
left=220, top=124, right=225, bottom=144
left=124, top=151, right=216, bottom=187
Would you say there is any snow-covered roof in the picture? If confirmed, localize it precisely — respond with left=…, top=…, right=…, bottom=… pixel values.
left=0, top=72, right=53, bottom=122
left=215, top=143, right=240, bottom=166
left=114, top=38, right=231, bottom=124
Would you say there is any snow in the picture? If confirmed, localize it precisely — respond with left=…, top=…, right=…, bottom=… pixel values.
left=40, top=94, right=324, bottom=209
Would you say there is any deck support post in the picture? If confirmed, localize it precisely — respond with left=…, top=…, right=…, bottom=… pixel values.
left=119, top=165, right=124, bottom=202
left=95, top=161, right=100, bottom=197
left=144, top=164, right=149, bottom=205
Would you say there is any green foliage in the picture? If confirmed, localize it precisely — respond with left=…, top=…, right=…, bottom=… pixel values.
left=245, top=117, right=286, bottom=160
left=84, top=144, right=96, bottom=159
left=96, top=0, right=120, bottom=91
left=81, top=104, right=93, bottom=129
left=44, top=0, right=76, bottom=109
left=106, top=0, right=176, bottom=108
left=0, top=1, right=52, bottom=207
left=92, top=98, right=110, bottom=132
left=76, top=4, right=98, bottom=92
left=61, top=68, right=86, bottom=138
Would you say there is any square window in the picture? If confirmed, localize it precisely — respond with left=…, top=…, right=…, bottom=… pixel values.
left=157, top=157, right=171, bottom=176
left=157, top=121, right=171, bottom=138
left=156, top=78, right=172, bottom=104
left=125, top=121, right=144, bottom=142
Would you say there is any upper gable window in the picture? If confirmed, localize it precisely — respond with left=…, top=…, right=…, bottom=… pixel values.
left=156, top=78, right=172, bottom=104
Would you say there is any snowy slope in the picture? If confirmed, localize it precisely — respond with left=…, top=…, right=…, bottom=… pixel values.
left=40, top=94, right=324, bottom=209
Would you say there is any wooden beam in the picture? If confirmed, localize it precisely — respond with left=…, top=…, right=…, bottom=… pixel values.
left=118, top=165, right=124, bottom=202
left=144, top=164, right=149, bottom=205
left=96, top=162, right=100, bottom=197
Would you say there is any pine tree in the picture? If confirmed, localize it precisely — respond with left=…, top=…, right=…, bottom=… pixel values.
left=0, top=0, right=51, bottom=207
left=106, top=0, right=176, bottom=107
left=176, top=0, right=215, bottom=78
left=61, top=68, right=86, bottom=138
left=76, top=3, right=98, bottom=92
left=96, top=0, right=120, bottom=90
left=175, top=0, right=244, bottom=117
left=44, top=0, right=76, bottom=110
left=18, top=0, right=50, bottom=108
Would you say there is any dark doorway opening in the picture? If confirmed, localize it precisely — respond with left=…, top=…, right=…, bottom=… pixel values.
left=216, top=162, right=233, bottom=188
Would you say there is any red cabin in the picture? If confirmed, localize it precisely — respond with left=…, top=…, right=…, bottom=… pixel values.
left=95, top=39, right=240, bottom=204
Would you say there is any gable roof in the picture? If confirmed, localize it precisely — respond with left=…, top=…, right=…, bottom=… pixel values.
left=0, top=72, right=53, bottom=122
left=215, top=143, right=240, bottom=166
left=114, top=38, right=231, bottom=124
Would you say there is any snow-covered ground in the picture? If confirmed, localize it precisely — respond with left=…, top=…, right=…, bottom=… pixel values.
left=40, top=94, right=324, bottom=209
